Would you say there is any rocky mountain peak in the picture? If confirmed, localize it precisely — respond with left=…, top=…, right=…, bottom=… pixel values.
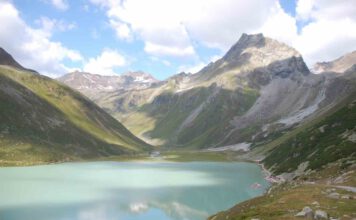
left=121, top=71, right=158, bottom=83
left=223, top=33, right=265, bottom=59
left=223, top=33, right=301, bottom=64
left=195, top=34, right=309, bottom=83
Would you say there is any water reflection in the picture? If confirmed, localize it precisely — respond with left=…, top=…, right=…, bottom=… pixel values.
left=0, top=162, right=269, bottom=220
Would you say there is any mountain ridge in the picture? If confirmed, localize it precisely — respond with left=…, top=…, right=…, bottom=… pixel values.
left=57, top=70, right=159, bottom=100
left=0, top=47, right=37, bottom=73
left=313, top=50, right=356, bottom=74
left=58, top=33, right=356, bottom=178
left=79, top=34, right=346, bottom=147
left=0, top=49, right=151, bottom=166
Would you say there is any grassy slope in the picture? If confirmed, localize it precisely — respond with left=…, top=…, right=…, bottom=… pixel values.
left=127, top=84, right=259, bottom=148
left=209, top=162, right=356, bottom=220
left=0, top=66, right=150, bottom=166
left=263, top=95, right=356, bottom=174
left=177, top=88, right=258, bottom=149
left=93, top=65, right=260, bottom=149
left=208, top=88, right=356, bottom=220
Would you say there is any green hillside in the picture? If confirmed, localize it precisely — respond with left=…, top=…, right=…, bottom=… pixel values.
left=145, top=86, right=259, bottom=148
left=209, top=94, right=356, bottom=220
left=263, top=94, right=356, bottom=174
left=0, top=65, right=151, bottom=166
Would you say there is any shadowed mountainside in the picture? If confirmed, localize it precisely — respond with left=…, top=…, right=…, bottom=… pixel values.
left=0, top=62, right=151, bottom=166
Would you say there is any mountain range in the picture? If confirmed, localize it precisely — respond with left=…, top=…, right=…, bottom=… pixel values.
left=56, top=34, right=356, bottom=179
left=58, top=70, right=158, bottom=100
left=1, top=33, right=355, bottom=219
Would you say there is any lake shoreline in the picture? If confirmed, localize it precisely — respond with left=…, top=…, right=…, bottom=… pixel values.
left=0, top=151, right=276, bottom=220
left=0, top=151, right=236, bottom=167
left=0, top=160, right=269, bottom=220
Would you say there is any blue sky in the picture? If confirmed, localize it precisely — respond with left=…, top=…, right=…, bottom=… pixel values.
left=1, top=0, right=356, bottom=79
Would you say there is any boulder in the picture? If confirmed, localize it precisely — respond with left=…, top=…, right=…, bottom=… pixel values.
left=341, top=194, right=351, bottom=199
left=312, top=201, right=320, bottom=206
left=327, top=192, right=340, bottom=199
left=295, top=206, right=313, bottom=218
left=314, top=210, right=328, bottom=219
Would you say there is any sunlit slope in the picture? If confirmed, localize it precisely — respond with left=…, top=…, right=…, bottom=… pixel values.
left=0, top=65, right=151, bottom=165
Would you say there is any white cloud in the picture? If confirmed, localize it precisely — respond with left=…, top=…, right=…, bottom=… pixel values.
left=258, top=2, right=297, bottom=46
left=83, top=49, right=126, bottom=75
left=90, top=0, right=356, bottom=67
left=293, top=0, right=356, bottom=65
left=0, top=1, right=82, bottom=77
left=150, top=56, right=171, bottom=66
left=294, top=19, right=356, bottom=65
left=296, top=0, right=356, bottom=21
left=144, top=42, right=195, bottom=57
left=162, top=60, right=171, bottom=67
left=296, top=0, right=315, bottom=20
left=2, top=0, right=353, bottom=78
left=50, top=0, right=69, bottom=11
left=110, top=20, right=132, bottom=40
left=92, top=0, right=280, bottom=56
left=179, top=55, right=222, bottom=74
left=35, top=17, right=76, bottom=33
left=182, top=0, right=278, bottom=49
left=178, top=62, right=206, bottom=74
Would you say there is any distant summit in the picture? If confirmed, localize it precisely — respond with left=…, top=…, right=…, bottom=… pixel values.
left=195, top=33, right=309, bottom=82
left=223, top=33, right=301, bottom=62
left=121, top=71, right=159, bottom=84
left=58, top=71, right=159, bottom=99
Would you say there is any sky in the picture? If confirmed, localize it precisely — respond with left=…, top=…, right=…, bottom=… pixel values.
left=0, top=0, right=356, bottom=80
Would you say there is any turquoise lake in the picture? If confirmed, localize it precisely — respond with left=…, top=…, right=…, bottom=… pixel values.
left=0, top=162, right=269, bottom=220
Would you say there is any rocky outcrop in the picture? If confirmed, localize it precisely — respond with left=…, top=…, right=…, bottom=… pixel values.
left=295, top=206, right=313, bottom=218
left=314, top=210, right=328, bottom=219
